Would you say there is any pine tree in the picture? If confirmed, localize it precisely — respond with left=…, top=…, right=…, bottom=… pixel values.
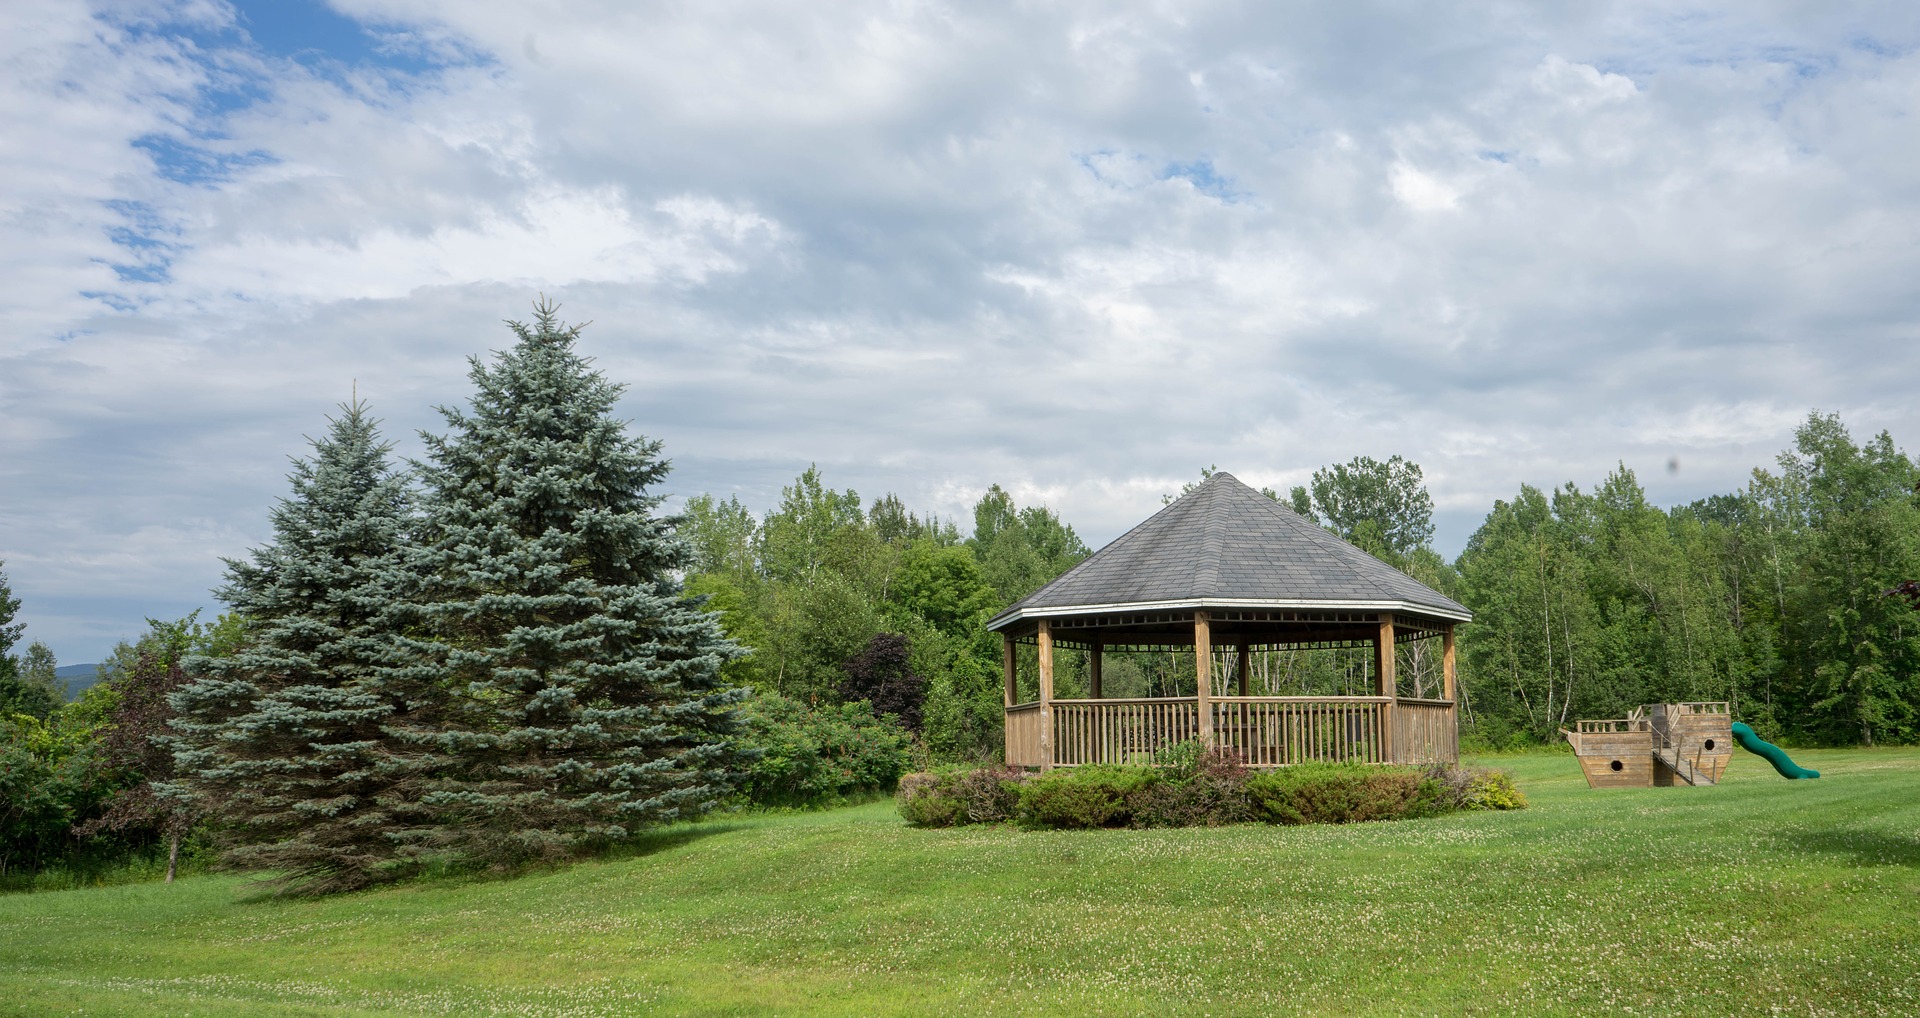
left=411, top=301, right=745, bottom=866
left=168, top=401, right=434, bottom=894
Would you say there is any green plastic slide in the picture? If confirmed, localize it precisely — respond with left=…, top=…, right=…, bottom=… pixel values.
left=1731, top=722, right=1820, bottom=779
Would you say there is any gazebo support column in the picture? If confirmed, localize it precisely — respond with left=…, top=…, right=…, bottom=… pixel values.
left=1003, top=634, right=1016, bottom=708
left=1038, top=620, right=1055, bottom=771
left=1089, top=639, right=1103, bottom=699
left=1195, top=611, right=1213, bottom=750
left=1377, top=613, right=1397, bottom=763
left=1442, top=624, right=1457, bottom=702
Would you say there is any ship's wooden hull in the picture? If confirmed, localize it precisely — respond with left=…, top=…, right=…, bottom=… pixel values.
left=1565, top=728, right=1654, bottom=788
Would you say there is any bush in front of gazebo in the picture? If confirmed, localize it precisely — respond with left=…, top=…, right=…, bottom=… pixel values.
left=897, top=749, right=1524, bottom=830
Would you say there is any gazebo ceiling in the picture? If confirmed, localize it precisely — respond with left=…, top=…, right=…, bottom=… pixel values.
left=987, top=472, right=1471, bottom=633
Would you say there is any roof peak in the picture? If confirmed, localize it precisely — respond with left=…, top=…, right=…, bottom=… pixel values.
left=989, top=470, right=1469, bottom=628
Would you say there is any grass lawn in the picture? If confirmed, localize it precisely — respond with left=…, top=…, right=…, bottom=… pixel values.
left=3, top=747, right=1918, bottom=1017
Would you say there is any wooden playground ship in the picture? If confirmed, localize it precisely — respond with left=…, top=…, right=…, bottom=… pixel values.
left=1562, top=703, right=1733, bottom=788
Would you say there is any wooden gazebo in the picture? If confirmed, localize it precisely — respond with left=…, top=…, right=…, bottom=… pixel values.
left=991, top=472, right=1470, bottom=770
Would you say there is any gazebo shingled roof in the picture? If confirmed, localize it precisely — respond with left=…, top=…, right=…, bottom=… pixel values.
left=988, top=471, right=1469, bottom=631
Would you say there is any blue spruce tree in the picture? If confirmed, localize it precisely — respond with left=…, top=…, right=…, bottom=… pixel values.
left=412, top=301, right=745, bottom=865
left=168, top=400, right=435, bottom=894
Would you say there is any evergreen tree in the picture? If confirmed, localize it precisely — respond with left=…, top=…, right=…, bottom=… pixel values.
left=167, top=402, right=432, bottom=894
left=412, top=301, right=745, bottom=866
left=0, top=558, right=31, bottom=715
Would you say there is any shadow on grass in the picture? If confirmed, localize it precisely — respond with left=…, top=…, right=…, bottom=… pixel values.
left=1781, top=828, right=1920, bottom=868
left=232, top=819, right=747, bottom=903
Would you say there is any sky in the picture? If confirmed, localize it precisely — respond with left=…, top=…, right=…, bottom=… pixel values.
left=4, top=1, right=1919, bottom=664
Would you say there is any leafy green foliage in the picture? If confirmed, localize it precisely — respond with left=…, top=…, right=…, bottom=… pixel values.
left=732, top=692, right=914, bottom=808
left=1013, top=765, right=1163, bottom=829
left=1296, top=455, right=1437, bottom=560
left=0, top=709, right=114, bottom=882
left=1461, top=767, right=1528, bottom=810
left=1, top=642, right=62, bottom=722
left=1243, top=763, right=1448, bottom=825
left=0, top=616, right=233, bottom=886
left=967, top=485, right=1091, bottom=606
left=679, top=472, right=1087, bottom=765
left=896, top=765, right=1025, bottom=826
left=1455, top=413, right=1920, bottom=747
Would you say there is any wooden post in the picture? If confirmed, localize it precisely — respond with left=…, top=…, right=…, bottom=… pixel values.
left=1236, top=640, right=1251, bottom=696
left=1442, top=624, right=1457, bottom=702
left=1038, top=620, right=1055, bottom=772
left=1377, top=613, right=1397, bottom=763
left=1195, top=611, right=1213, bottom=749
left=1089, top=638, right=1103, bottom=699
left=1003, top=633, right=1017, bottom=707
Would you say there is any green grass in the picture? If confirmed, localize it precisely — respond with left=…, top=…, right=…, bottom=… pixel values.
left=3, top=748, right=1918, bottom=1016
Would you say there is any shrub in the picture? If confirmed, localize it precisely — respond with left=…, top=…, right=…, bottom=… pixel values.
left=896, top=772, right=965, bottom=827
left=954, top=765, right=1023, bottom=823
left=733, top=692, right=915, bottom=808
left=840, top=633, right=927, bottom=734
left=1150, top=738, right=1205, bottom=777
left=1133, top=748, right=1253, bottom=828
left=1244, top=763, right=1449, bottom=825
left=1462, top=768, right=1528, bottom=810
left=1014, top=765, right=1162, bottom=829
left=899, top=758, right=1525, bottom=830
left=896, top=766, right=1025, bottom=827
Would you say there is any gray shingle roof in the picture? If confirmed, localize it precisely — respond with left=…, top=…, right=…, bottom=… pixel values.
left=988, top=472, right=1470, bottom=629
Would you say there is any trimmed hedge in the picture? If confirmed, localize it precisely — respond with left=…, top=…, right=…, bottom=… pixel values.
left=897, top=751, right=1525, bottom=830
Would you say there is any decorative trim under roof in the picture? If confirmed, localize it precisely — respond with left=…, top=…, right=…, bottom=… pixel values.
left=991, top=596, right=1472, bottom=628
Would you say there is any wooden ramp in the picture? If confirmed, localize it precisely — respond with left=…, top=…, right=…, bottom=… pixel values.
left=1563, top=703, right=1732, bottom=789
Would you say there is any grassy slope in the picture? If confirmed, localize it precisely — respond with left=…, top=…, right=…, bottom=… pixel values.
left=3, top=748, right=1918, bottom=1017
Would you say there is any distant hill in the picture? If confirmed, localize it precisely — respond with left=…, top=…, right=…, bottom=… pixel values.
left=56, top=663, right=101, bottom=701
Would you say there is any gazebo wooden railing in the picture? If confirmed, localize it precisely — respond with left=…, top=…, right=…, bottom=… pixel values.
left=1005, top=694, right=1457, bottom=768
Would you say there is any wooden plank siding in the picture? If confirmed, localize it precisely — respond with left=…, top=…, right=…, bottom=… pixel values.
left=1004, top=702, right=1044, bottom=767
left=1391, top=697, right=1459, bottom=765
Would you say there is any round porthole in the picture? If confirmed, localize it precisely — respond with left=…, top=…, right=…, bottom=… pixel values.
left=1609, top=760, right=1624, bottom=772
left=1704, top=739, right=1716, bottom=751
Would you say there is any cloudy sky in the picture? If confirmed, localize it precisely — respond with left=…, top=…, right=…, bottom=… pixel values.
left=4, top=1, right=1919, bottom=663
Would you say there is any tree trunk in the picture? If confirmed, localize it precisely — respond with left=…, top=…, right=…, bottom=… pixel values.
left=165, top=831, right=180, bottom=884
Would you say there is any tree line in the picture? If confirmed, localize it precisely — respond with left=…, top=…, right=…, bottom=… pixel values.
left=4, top=301, right=1916, bottom=892
left=1455, top=413, right=1920, bottom=748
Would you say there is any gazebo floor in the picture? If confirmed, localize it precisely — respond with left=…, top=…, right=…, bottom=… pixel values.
left=1005, top=695, right=1456, bottom=769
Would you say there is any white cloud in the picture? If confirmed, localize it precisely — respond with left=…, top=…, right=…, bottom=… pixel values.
left=5, top=0, right=1920, bottom=660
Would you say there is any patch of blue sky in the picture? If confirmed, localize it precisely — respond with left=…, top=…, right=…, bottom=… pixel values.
left=99, top=200, right=182, bottom=286
left=133, top=134, right=276, bottom=187
left=78, top=290, right=142, bottom=313
left=1160, top=159, right=1247, bottom=203
left=89, top=3, right=488, bottom=310
left=230, top=0, right=439, bottom=73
